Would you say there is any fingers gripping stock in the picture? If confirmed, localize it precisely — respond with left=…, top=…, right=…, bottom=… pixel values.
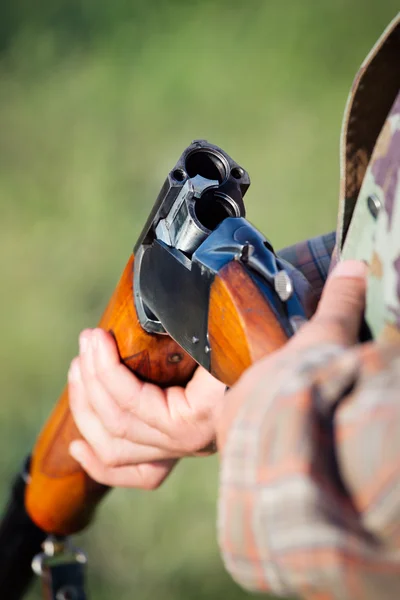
left=25, top=256, right=197, bottom=535
left=26, top=140, right=309, bottom=537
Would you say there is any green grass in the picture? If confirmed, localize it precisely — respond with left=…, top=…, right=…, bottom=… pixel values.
left=0, top=2, right=398, bottom=598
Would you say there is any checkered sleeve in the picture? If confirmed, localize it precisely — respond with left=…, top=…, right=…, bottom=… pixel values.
left=218, top=341, right=400, bottom=600
left=277, top=232, right=336, bottom=300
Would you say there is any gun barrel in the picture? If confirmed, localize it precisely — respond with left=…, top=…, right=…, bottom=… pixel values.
left=134, top=140, right=249, bottom=252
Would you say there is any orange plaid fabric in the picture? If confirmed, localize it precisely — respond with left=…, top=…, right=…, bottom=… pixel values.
left=218, top=342, right=400, bottom=600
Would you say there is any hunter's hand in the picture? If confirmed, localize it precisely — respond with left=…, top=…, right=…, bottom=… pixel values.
left=68, top=259, right=366, bottom=489
left=68, top=332, right=225, bottom=488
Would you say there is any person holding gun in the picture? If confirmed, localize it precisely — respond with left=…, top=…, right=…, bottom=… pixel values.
left=66, top=14, right=400, bottom=600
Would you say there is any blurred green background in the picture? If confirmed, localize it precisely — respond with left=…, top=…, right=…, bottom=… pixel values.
left=0, top=1, right=398, bottom=599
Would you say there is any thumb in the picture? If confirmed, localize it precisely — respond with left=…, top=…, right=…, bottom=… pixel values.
left=310, top=259, right=367, bottom=346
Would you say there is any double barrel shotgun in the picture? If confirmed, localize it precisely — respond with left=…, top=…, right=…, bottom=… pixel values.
left=0, top=141, right=329, bottom=599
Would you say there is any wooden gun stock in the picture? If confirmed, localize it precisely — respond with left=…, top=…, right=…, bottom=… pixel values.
left=25, top=255, right=197, bottom=536
left=25, top=254, right=289, bottom=537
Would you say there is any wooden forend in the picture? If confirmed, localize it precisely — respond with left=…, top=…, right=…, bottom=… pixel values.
left=208, top=260, right=288, bottom=386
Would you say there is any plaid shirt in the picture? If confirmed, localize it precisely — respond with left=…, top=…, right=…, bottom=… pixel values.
left=278, top=232, right=336, bottom=301
left=218, top=14, right=400, bottom=600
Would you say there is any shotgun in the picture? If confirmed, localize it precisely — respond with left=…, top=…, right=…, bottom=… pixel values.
left=0, top=140, right=326, bottom=599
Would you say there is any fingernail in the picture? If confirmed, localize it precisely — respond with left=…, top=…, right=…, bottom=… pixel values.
left=68, top=359, right=81, bottom=383
left=330, top=260, right=367, bottom=279
left=91, top=329, right=99, bottom=351
left=69, top=442, right=84, bottom=464
left=95, top=331, right=109, bottom=365
left=79, top=331, right=88, bottom=353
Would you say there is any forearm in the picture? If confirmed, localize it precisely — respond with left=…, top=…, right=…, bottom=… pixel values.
left=217, top=340, right=400, bottom=600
